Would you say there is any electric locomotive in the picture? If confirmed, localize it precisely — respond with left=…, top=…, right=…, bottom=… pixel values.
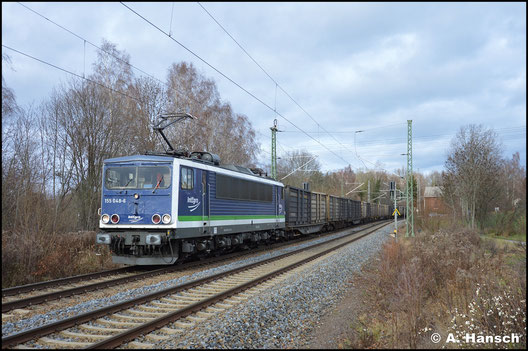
left=96, top=113, right=286, bottom=265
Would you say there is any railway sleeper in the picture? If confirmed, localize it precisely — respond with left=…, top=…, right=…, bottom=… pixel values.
left=78, top=324, right=125, bottom=334
left=179, top=289, right=215, bottom=296
left=225, top=272, right=258, bottom=278
left=111, top=313, right=157, bottom=322
left=195, top=311, right=215, bottom=319
left=139, top=304, right=181, bottom=312
left=205, top=306, right=225, bottom=313
left=128, top=341, right=156, bottom=349
left=185, top=289, right=216, bottom=296
left=150, top=301, right=187, bottom=309
left=186, top=315, right=207, bottom=323
left=218, top=276, right=252, bottom=282
left=127, top=309, right=167, bottom=317
left=173, top=320, right=195, bottom=328
left=145, top=334, right=171, bottom=342
left=228, top=295, right=249, bottom=302
left=59, top=330, right=111, bottom=341
left=163, top=295, right=201, bottom=303
left=193, top=286, right=229, bottom=293
left=188, top=284, right=219, bottom=295
left=96, top=318, right=142, bottom=328
left=207, top=281, right=239, bottom=288
left=159, top=327, right=185, bottom=335
left=215, top=302, right=234, bottom=309
left=223, top=298, right=243, bottom=305
left=237, top=292, right=253, bottom=298
left=234, top=271, right=267, bottom=278
left=38, top=337, right=91, bottom=349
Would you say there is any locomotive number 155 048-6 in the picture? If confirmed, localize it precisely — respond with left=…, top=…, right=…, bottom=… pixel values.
left=104, top=198, right=127, bottom=204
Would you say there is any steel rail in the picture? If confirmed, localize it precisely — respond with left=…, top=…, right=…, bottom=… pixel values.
left=2, top=221, right=380, bottom=313
left=2, top=266, right=139, bottom=297
left=1, top=221, right=389, bottom=348
left=1, top=266, right=181, bottom=313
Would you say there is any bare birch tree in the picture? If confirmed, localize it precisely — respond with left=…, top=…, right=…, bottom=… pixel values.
left=277, top=150, right=322, bottom=189
left=165, top=62, right=258, bottom=165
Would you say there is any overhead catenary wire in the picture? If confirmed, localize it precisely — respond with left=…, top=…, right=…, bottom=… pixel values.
left=298, top=127, right=527, bottom=151
left=196, top=2, right=363, bottom=170
left=120, top=2, right=353, bottom=167
left=16, top=2, right=191, bottom=99
left=255, top=131, right=334, bottom=172
left=12, top=3, right=343, bottom=162
left=197, top=6, right=394, bottom=171
left=17, top=1, right=289, bottom=162
left=11, top=4, right=522, bottom=177
left=14, top=2, right=416, bottom=174
left=16, top=0, right=280, bottom=157
left=280, top=155, right=319, bottom=181
left=255, top=130, right=296, bottom=156
left=2, top=44, right=142, bottom=103
left=280, top=122, right=419, bottom=134
left=281, top=123, right=525, bottom=168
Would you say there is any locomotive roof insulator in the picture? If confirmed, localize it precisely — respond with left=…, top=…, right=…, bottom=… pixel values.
left=189, top=151, right=220, bottom=165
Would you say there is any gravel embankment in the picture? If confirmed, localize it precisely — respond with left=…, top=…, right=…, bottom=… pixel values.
left=2, top=224, right=382, bottom=339
left=150, top=225, right=393, bottom=349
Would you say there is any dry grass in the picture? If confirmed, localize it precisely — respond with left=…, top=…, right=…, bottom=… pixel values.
left=339, top=216, right=526, bottom=349
left=2, top=229, right=119, bottom=288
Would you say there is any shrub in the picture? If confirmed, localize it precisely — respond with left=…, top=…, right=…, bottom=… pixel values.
left=344, top=224, right=526, bottom=349
left=447, top=286, right=526, bottom=348
left=483, top=209, right=526, bottom=238
left=2, top=229, right=118, bottom=288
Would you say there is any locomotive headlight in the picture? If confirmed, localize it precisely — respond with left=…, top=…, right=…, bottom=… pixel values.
left=111, top=214, right=120, bottom=224
left=101, top=214, right=110, bottom=224
left=96, top=234, right=111, bottom=244
left=162, top=214, right=171, bottom=224
left=146, top=234, right=161, bottom=245
left=152, top=214, right=161, bottom=224
left=134, top=193, right=139, bottom=199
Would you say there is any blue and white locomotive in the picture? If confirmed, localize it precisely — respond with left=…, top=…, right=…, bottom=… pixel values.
left=96, top=150, right=286, bottom=265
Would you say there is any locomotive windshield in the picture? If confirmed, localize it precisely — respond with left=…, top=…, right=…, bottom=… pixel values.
left=105, top=166, right=171, bottom=190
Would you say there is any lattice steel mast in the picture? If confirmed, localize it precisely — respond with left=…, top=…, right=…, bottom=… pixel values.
left=406, top=120, right=414, bottom=237
left=271, top=119, right=278, bottom=180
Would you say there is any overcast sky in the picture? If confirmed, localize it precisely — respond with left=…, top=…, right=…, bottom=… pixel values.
left=2, top=2, right=526, bottom=175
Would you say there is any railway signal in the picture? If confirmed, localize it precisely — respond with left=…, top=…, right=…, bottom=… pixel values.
left=392, top=182, right=399, bottom=239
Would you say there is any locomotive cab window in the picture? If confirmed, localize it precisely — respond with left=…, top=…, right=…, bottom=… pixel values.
left=106, top=167, right=136, bottom=189
left=138, top=167, right=170, bottom=189
left=105, top=166, right=170, bottom=190
left=181, top=167, right=194, bottom=190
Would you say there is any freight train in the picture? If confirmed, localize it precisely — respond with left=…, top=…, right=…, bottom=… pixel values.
left=96, top=114, right=405, bottom=265
left=96, top=150, right=405, bottom=265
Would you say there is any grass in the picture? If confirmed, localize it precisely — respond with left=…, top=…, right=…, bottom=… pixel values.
left=482, top=231, right=526, bottom=243
left=482, top=210, right=526, bottom=239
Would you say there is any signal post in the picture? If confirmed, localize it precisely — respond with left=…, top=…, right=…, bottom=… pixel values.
left=390, top=181, right=401, bottom=239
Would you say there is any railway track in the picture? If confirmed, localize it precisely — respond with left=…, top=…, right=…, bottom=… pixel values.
left=2, top=221, right=383, bottom=314
left=2, top=266, right=139, bottom=298
left=2, top=220, right=390, bottom=349
left=1, top=267, right=157, bottom=313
